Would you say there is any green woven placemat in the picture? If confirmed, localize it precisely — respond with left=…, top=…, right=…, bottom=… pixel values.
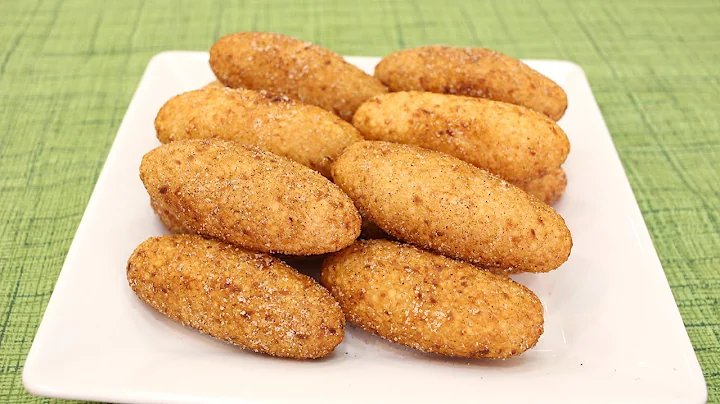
left=1, top=0, right=718, bottom=402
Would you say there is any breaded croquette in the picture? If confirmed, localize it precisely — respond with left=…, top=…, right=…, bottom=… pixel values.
left=331, top=141, right=572, bottom=273
left=140, top=139, right=361, bottom=255
left=154, top=87, right=363, bottom=177
left=321, top=239, right=544, bottom=358
left=210, top=32, right=387, bottom=121
left=128, top=234, right=345, bottom=359
left=352, top=91, right=569, bottom=182
left=375, top=46, right=568, bottom=120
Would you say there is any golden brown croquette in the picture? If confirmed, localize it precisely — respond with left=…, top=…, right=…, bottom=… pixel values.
left=154, top=87, right=363, bottom=177
left=331, top=141, right=572, bottom=273
left=321, top=239, right=544, bottom=358
left=375, top=46, right=568, bottom=120
left=352, top=91, right=569, bottom=183
left=210, top=32, right=387, bottom=121
left=140, top=139, right=361, bottom=255
left=128, top=234, right=345, bottom=359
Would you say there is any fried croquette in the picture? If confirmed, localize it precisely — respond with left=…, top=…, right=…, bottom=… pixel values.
left=331, top=141, right=572, bottom=273
left=352, top=91, right=569, bottom=182
left=140, top=139, right=361, bottom=255
left=127, top=234, right=345, bottom=359
left=321, top=239, right=544, bottom=358
left=375, top=46, right=568, bottom=120
left=515, top=167, right=567, bottom=205
left=154, top=87, right=363, bottom=177
left=210, top=32, right=387, bottom=121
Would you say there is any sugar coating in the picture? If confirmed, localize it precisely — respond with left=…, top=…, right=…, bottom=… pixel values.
left=150, top=197, right=191, bottom=233
left=353, top=91, right=569, bottom=183
left=375, top=46, right=568, bottom=121
left=209, top=32, right=388, bottom=121
left=140, top=139, right=361, bottom=255
left=154, top=87, right=363, bottom=177
left=127, top=234, right=345, bottom=359
left=331, top=141, right=572, bottom=273
left=515, top=167, right=567, bottom=205
left=321, top=239, right=544, bottom=358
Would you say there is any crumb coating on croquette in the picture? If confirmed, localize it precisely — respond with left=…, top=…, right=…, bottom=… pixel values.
left=210, top=32, right=387, bottom=121
left=352, top=91, right=569, bottom=182
left=331, top=141, right=572, bottom=273
left=375, top=45, right=568, bottom=120
left=140, top=139, right=361, bottom=255
left=150, top=198, right=191, bottom=233
left=127, top=234, right=345, bottom=359
left=154, top=87, right=363, bottom=178
left=321, top=240, right=544, bottom=358
left=514, top=167, right=567, bottom=205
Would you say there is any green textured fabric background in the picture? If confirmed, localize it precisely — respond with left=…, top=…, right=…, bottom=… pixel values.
left=0, top=0, right=718, bottom=402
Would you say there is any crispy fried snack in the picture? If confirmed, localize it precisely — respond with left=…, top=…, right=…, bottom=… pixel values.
left=128, top=234, right=345, bottom=359
left=141, top=139, right=360, bottom=255
left=155, top=87, right=362, bottom=177
left=332, top=141, right=572, bottom=273
left=352, top=91, right=569, bottom=182
left=375, top=46, right=568, bottom=120
left=322, top=239, right=544, bottom=358
left=210, top=32, right=387, bottom=121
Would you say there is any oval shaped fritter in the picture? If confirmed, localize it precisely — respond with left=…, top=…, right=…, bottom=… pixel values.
left=140, top=139, right=360, bottom=255
left=321, top=239, right=544, bottom=358
left=352, top=91, right=569, bottom=182
left=128, top=234, right=345, bottom=359
left=155, top=87, right=362, bottom=177
left=331, top=141, right=572, bottom=273
left=375, top=46, right=568, bottom=120
left=210, top=32, right=387, bottom=121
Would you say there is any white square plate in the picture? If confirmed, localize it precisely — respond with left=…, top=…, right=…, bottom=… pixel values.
left=23, top=52, right=707, bottom=404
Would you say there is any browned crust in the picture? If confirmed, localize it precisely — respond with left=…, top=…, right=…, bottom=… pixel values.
left=352, top=91, right=569, bottom=182
left=150, top=198, right=190, bottom=233
left=140, top=139, right=361, bottom=255
left=514, top=167, right=567, bottom=205
left=375, top=46, right=568, bottom=120
left=154, top=87, right=362, bottom=177
left=209, top=32, right=387, bottom=121
left=331, top=141, right=572, bottom=273
left=127, top=234, right=345, bottom=359
left=321, top=240, right=544, bottom=358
